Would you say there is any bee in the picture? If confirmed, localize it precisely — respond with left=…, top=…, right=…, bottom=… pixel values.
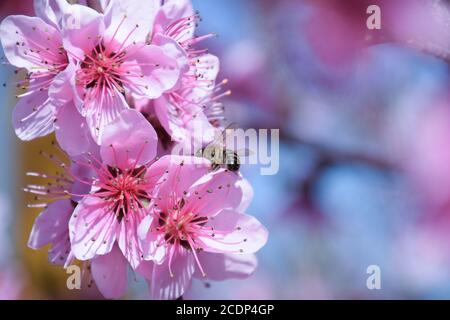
left=196, top=126, right=253, bottom=173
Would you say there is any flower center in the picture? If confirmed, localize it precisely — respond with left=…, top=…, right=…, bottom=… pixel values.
left=95, top=165, right=150, bottom=222
left=77, top=42, right=126, bottom=94
left=156, top=199, right=209, bottom=277
left=158, top=206, right=208, bottom=250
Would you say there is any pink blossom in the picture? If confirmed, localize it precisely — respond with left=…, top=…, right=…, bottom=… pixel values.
left=67, top=109, right=165, bottom=298
left=60, top=0, right=183, bottom=142
left=138, top=156, right=268, bottom=299
left=146, top=0, right=229, bottom=147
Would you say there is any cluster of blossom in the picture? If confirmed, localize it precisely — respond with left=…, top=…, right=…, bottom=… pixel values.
left=1, top=0, right=268, bottom=299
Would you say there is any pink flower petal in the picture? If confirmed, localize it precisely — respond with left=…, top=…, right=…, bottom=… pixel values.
left=33, top=0, right=70, bottom=29
left=186, top=169, right=244, bottom=217
left=144, top=154, right=173, bottom=190
left=0, top=15, right=62, bottom=71
left=69, top=161, right=96, bottom=203
left=103, top=0, right=160, bottom=46
left=154, top=95, right=216, bottom=145
left=100, top=109, right=158, bottom=169
left=235, top=177, right=254, bottom=212
left=188, top=54, right=220, bottom=101
left=135, top=259, right=154, bottom=280
left=153, top=0, right=194, bottom=42
left=117, top=208, right=145, bottom=269
left=91, top=244, right=128, bottom=299
left=28, top=199, right=72, bottom=249
left=55, top=102, right=94, bottom=156
left=152, top=34, right=189, bottom=78
left=48, top=61, right=76, bottom=107
left=47, top=235, right=72, bottom=266
left=12, top=86, right=56, bottom=141
left=151, top=156, right=211, bottom=212
left=60, top=4, right=105, bottom=57
left=28, top=199, right=73, bottom=266
left=198, top=209, right=268, bottom=255
left=83, top=86, right=129, bottom=144
left=149, top=247, right=195, bottom=300
left=69, top=196, right=119, bottom=260
left=137, top=215, right=167, bottom=264
left=193, top=253, right=258, bottom=281
left=124, top=44, right=180, bottom=99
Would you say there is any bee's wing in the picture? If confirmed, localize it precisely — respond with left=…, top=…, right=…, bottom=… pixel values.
left=204, top=123, right=240, bottom=152
left=202, top=144, right=226, bottom=164
left=235, top=148, right=255, bottom=158
left=204, top=123, right=236, bottom=148
left=210, top=126, right=233, bottom=147
left=195, top=148, right=204, bottom=157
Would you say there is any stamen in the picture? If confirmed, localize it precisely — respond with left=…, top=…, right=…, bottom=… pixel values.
left=187, top=237, right=206, bottom=277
